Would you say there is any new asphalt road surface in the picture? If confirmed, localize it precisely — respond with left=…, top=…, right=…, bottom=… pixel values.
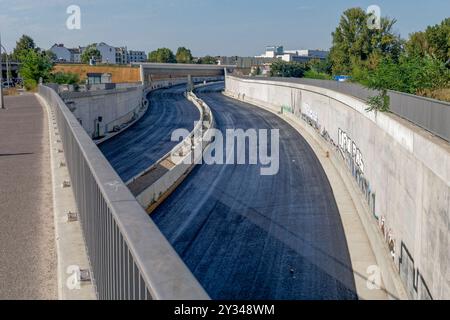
left=100, top=85, right=200, bottom=182
left=151, top=83, right=358, bottom=300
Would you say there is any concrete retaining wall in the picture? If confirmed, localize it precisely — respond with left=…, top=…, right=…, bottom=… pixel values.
left=60, top=86, right=144, bottom=138
left=59, top=76, right=223, bottom=141
left=225, top=76, right=450, bottom=300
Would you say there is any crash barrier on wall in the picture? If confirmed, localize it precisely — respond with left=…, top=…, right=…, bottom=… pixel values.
left=127, top=91, right=214, bottom=212
left=59, top=86, right=141, bottom=99
left=38, top=84, right=209, bottom=300
left=238, top=76, right=450, bottom=142
left=58, top=82, right=143, bottom=93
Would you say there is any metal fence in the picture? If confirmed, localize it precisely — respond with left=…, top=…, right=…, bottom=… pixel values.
left=39, top=85, right=209, bottom=300
left=245, top=76, right=450, bottom=142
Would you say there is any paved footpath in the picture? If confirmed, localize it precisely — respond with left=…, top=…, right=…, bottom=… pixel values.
left=0, top=94, right=57, bottom=299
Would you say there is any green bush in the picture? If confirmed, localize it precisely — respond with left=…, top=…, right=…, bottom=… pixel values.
left=49, top=72, right=80, bottom=85
left=270, top=60, right=308, bottom=78
left=366, top=55, right=450, bottom=94
left=304, top=70, right=332, bottom=80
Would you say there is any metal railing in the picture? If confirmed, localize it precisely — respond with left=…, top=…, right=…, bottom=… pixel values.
left=38, top=84, right=209, bottom=300
left=239, top=76, right=450, bottom=142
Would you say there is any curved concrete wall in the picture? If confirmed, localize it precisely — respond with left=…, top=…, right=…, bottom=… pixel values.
left=225, top=76, right=449, bottom=300
left=60, top=86, right=144, bottom=138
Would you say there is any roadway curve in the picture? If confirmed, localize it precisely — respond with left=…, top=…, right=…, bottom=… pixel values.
left=100, top=85, right=200, bottom=182
left=151, top=82, right=358, bottom=300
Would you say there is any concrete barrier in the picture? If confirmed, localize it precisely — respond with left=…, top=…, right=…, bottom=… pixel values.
left=127, top=90, right=214, bottom=213
left=225, top=75, right=450, bottom=300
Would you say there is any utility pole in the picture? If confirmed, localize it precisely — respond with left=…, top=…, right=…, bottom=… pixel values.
left=0, top=33, right=5, bottom=110
left=5, top=50, right=10, bottom=88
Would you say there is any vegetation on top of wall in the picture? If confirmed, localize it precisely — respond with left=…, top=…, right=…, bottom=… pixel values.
left=263, top=10, right=449, bottom=104
left=49, top=72, right=80, bottom=85
left=195, top=55, right=218, bottom=64
left=270, top=60, right=308, bottom=78
left=328, top=9, right=450, bottom=104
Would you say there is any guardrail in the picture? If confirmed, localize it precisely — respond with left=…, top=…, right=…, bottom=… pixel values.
left=38, top=84, right=209, bottom=300
left=127, top=90, right=214, bottom=211
left=236, top=76, right=450, bottom=142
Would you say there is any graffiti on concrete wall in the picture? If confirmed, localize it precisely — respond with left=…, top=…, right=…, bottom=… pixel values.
left=301, top=102, right=320, bottom=131
left=337, top=129, right=378, bottom=220
left=338, top=129, right=365, bottom=174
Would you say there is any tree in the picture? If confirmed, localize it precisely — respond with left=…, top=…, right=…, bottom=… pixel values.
left=405, top=31, right=429, bottom=58
left=304, top=58, right=333, bottom=79
left=19, top=49, right=53, bottom=90
left=81, top=44, right=102, bottom=64
left=196, top=55, right=217, bottom=64
left=270, top=60, right=308, bottom=78
left=12, top=35, right=36, bottom=61
left=148, top=48, right=176, bottom=63
left=176, top=47, right=193, bottom=64
left=406, top=18, right=450, bottom=63
left=44, top=50, right=57, bottom=62
left=308, top=58, right=332, bottom=74
left=329, top=8, right=402, bottom=75
left=425, top=18, right=450, bottom=63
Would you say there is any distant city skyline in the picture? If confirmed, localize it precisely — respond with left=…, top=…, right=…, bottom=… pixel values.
left=0, top=0, right=449, bottom=57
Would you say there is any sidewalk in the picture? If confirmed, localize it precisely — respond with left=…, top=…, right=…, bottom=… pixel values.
left=0, top=94, right=57, bottom=299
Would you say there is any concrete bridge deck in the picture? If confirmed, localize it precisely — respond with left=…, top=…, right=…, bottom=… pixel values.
left=0, top=94, right=57, bottom=299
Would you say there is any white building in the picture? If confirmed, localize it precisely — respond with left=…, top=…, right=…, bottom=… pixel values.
left=96, top=42, right=116, bottom=64
left=128, top=50, right=147, bottom=63
left=50, top=44, right=83, bottom=63
left=256, top=46, right=329, bottom=63
left=115, top=47, right=128, bottom=64
left=69, top=48, right=82, bottom=63
left=256, top=45, right=284, bottom=58
left=50, top=44, right=72, bottom=62
left=94, top=43, right=146, bottom=64
left=49, top=42, right=146, bottom=65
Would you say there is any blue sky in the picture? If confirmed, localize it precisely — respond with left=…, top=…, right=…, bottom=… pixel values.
left=0, top=0, right=449, bottom=56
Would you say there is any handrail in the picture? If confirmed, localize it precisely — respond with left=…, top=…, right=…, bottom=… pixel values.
left=38, top=84, right=209, bottom=300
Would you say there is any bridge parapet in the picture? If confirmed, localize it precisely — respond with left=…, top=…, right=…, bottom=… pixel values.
left=38, top=84, right=209, bottom=300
